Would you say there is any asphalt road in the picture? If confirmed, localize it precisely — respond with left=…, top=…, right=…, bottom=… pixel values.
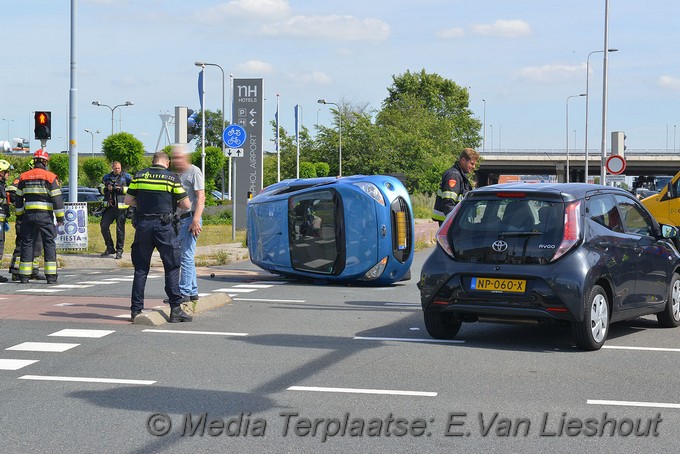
left=1, top=247, right=679, bottom=453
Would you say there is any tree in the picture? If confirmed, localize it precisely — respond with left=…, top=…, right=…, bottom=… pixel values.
left=190, top=109, right=226, bottom=149
left=82, top=158, right=110, bottom=187
left=101, top=132, right=145, bottom=172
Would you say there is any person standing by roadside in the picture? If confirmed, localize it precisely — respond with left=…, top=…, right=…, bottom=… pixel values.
left=99, top=161, right=131, bottom=259
left=15, top=149, right=64, bottom=284
left=6, top=177, right=44, bottom=281
left=170, top=144, right=205, bottom=303
left=0, top=160, right=13, bottom=283
left=124, top=151, right=192, bottom=323
left=432, top=147, right=480, bottom=226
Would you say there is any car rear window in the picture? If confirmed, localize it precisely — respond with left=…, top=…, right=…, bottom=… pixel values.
left=451, top=198, right=564, bottom=264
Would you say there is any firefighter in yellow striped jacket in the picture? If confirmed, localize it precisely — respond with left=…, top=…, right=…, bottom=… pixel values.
left=0, top=159, right=12, bottom=283
left=15, top=149, right=65, bottom=284
left=432, top=147, right=480, bottom=226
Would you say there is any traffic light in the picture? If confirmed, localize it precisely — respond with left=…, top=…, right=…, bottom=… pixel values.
left=611, top=131, right=626, bottom=156
left=34, top=111, right=51, bottom=140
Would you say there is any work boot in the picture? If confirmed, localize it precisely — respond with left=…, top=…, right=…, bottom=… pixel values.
left=0, top=275, right=8, bottom=283
left=19, top=276, right=29, bottom=284
left=169, top=306, right=193, bottom=323
left=11, top=273, right=20, bottom=282
left=30, top=272, right=46, bottom=280
left=46, top=275, right=58, bottom=284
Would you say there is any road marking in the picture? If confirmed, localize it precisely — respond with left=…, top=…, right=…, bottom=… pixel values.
left=214, top=288, right=257, bottom=293
left=603, top=345, right=680, bottom=353
left=6, top=342, right=80, bottom=352
left=51, top=284, right=95, bottom=289
left=587, top=399, right=680, bottom=409
left=354, top=336, right=465, bottom=344
left=18, top=375, right=156, bottom=385
left=49, top=329, right=115, bottom=338
left=385, top=302, right=421, bottom=307
left=54, top=303, right=76, bottom=306
left=253, top=281, right=288, bottom=285
left=288, top=386, right=437, bottom=397
left=0, top=359, right=39, bottom=370
left=233, top=284, right=274, bottom=289
left=77, top=280, right=117, bottom=285
left=17, top=289, right=63, bottom=293
left=233, top=298, right=306, bottom=303
left=143, top=329, right=248, bottom=336
left=103, top=277, right=134, bottom=282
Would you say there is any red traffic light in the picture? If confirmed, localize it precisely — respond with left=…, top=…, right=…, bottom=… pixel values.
left=34, top=111, right=51, bottom=140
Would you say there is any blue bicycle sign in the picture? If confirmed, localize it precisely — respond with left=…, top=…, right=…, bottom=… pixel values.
left=223, top=125, right=247, bottom=148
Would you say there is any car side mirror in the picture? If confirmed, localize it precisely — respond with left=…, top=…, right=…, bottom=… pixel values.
left=661, top=224, right=678, bottom=239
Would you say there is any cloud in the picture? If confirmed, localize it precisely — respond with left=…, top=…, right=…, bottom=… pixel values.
left=235, top=60, right=274, bottom=74
left=515, top=63, right=585, bottom=83
left=658, top=75, right=680, bottom=90
left=197, top=0, right=291, bottom=24
left=472, top=19, right=531, bottom=38
left=437, top=27, right=465, bottom=39
left=263, top=15, right=390, bottom=41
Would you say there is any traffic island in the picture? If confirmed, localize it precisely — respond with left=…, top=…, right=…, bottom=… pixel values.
left=133, top=292, right=233, bottom=326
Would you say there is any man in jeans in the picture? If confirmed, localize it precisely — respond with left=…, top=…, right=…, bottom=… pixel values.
left=170, top=144, right=205, bottom=302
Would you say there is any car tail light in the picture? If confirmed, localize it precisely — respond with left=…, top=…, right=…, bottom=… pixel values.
left=551, top=200, right=581, bottom=262
left=495, top=192, right=526, bottom=198
left=436, top=203, right=462, bottom=258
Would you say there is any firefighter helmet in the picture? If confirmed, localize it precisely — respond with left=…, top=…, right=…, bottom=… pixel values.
left=0, top=159, right=12, bottom=172
left=33, top=148, right=50, bottom=161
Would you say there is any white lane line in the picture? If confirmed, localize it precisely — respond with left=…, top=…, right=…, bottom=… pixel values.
left=603, top=345, right=680, bottom=353
left=253, top=281, right=288, bottom=285
left=143, top=329, right=248, bottom=336
left=354, top=336, right=465, bottom=344
left=78, top=280, right=117, bottom=285
left=233, top=284, right=274, bottom=288
left=385, top=303, right=421, bottom=307
left=54, top=303, right=76, bottom=306
left=587, top=399, right=680, bottom=409
left=6, top=342, right=80, bottom=352
left=288, top=386, right=437, bottom=397
left=213, top=288, right=257, bottom=293
left=103, top=277, right=134, bottom=282
left=233, top=298, right=306, bottom=303
left=17, top=289, right=63, bottom=293
left=18, top=375, right=156, bottom=385
left=51, top=284, right=95, bottom=289
left=0, top=359, right=39, bottom=370
left=49, top=329, right=115, bottom=338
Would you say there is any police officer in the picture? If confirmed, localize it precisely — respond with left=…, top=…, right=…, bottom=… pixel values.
left=124, top=151, right=192, bottom=323
left=6, top=177, right=44, bottom=281
left=0, top=159, right=13, bottom=283
left=99, top=161, right=132, bottom=259
left=15, top=149, right=64, bottom=284
left=432, top=147, right=480, bottom=226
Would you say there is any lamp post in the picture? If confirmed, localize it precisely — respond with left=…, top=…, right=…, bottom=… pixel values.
left=83, top=128, right=99, bottom=157
left=584, top=48, right=618, bottom=182
left=92, top=100, right=133, bottom=135
left=194, top=61, right=226, bottom=199
left=482, top=99, right=486, bottom=152
left=600, top=0, right=611, bottom=185
left=2, top=118, right=13, bottom=142
left=566, top=94, right=586, bottom=183
left=489, top=125, right=493, bottom=151
left=317, top=99, right=342, bottom=176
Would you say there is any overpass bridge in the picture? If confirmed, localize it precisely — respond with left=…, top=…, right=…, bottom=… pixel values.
left=476, top=149, right=680, bottom=186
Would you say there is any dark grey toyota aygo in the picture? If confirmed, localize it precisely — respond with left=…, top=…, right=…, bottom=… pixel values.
left=418, top=183, right=680, bottom=350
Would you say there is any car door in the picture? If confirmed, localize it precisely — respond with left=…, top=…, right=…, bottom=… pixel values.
left=585, top=194, right=640, bottom=311
left=613, top=194, right=672, bottom=308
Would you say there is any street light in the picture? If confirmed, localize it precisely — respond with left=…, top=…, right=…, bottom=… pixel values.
left=566, top=94, right=586, bottom=183
left=318, top=99, right=342, bottom=176
left=84, top=128, right=100, bottom=157
left=584, top=48, right=618, bottom=182
left=92, top=100, right=134, bottom=135
left=482, top=99, right=486, bottom=152
left=2, top=118, right=13, bottom=143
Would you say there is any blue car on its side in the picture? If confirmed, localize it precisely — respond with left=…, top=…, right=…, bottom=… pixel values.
left=247, top=175, right=414, bottom=285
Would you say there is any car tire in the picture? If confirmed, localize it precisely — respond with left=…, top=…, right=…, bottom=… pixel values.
left=657, top=272, right=680, bottom=328
left=424, top=310, right=462, bottom=339
left=571, top=284, right=609, bottom=351
left=399, top=269, right=411, bottom=282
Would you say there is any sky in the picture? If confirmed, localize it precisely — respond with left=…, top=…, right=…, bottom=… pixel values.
left=3, top=0, right=680, bottom=157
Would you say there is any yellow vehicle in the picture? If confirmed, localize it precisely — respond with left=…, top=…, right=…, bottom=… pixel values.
left=641, top=172, right=680, bottom=226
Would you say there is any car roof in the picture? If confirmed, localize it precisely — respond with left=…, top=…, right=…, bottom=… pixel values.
left=470, top=182, right=633, bottom=201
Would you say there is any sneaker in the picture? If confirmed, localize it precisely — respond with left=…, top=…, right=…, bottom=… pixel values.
left=100, top=250, right=115, bottom=257
left=114, top=252, right=123, bottom=259
left=169, top=306, right=193, bottom=323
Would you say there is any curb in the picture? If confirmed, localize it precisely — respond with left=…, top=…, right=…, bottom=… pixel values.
left=132, top=292, right=233, bottom=326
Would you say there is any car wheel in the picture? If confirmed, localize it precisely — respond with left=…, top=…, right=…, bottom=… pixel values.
left=658, top=272, right=680, bottom=328
left=424, top=310, right=462, bottom=339
left=399, top=269, right=411, bottom=282
left=571, top=285, right=609, bottom=351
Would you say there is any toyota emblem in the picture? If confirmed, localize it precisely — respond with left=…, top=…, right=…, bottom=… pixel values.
left=492, top=240, right=508, bottom=252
